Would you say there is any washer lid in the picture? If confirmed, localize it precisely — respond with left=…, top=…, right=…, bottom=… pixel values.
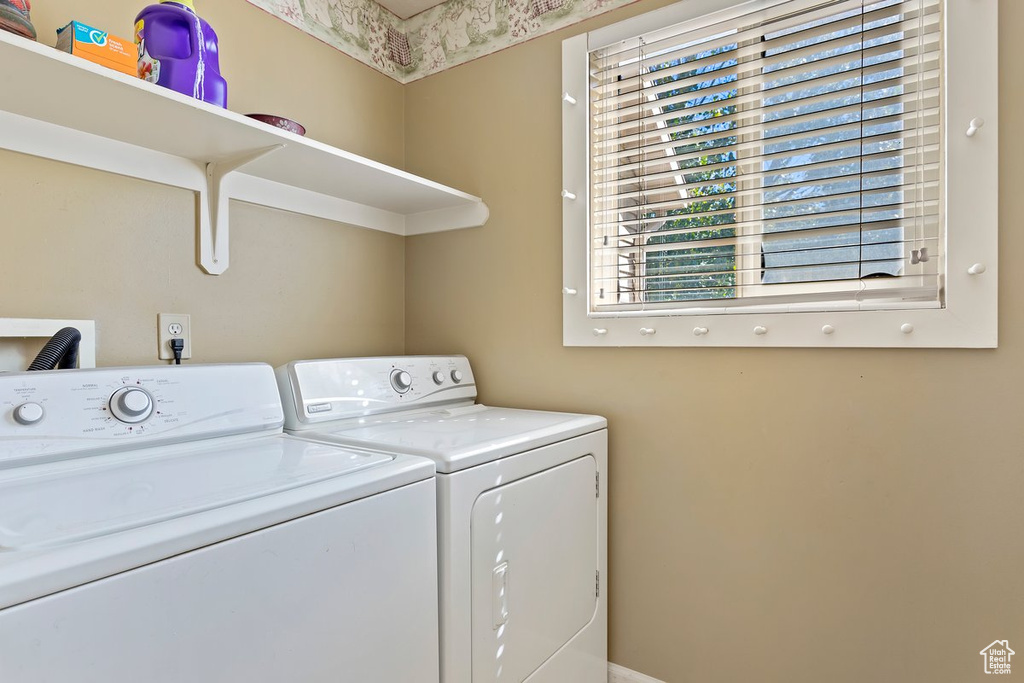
left=0, top=435, right=394, bottom=550
left=312, top=406, right=606, bottom=473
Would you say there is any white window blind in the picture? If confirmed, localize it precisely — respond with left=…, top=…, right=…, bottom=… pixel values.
left=588, top=0, right=942, bottom=314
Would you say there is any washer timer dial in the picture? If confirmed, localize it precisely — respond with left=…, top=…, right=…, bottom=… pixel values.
left=109, top=387, right=154, bottom=424
left=390, top=370, right=413, bottom=394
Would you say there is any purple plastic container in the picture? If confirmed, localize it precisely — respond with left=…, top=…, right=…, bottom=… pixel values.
left=134, top=1, right=227, bottom=108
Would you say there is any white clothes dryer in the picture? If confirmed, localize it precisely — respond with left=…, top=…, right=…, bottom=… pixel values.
left=0, top=363, right=439, bottom=683
left=276, top=355, right=608, bottom=683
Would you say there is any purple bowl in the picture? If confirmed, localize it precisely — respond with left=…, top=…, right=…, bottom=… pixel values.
left=245, top=114, right=306, bottom=136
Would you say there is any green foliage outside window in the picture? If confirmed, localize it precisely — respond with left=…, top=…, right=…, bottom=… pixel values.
left=643, top=46, right=740, bottom=302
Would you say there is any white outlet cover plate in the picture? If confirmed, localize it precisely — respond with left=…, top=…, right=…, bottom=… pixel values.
left=158, top=313, right=192, bottom=361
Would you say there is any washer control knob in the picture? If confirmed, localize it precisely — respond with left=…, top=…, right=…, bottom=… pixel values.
left=432, top=371, right=445, bottom=385
left=390, top=370, right=413, bottom=394
left=451, top=370, right=464, bottom=384
left=109, top=387, right=154, bottom=424
left=14, top=402, right=44, bottom=425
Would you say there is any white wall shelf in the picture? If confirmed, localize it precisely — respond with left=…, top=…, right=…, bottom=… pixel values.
left=0, top=31, right=489, bottom=275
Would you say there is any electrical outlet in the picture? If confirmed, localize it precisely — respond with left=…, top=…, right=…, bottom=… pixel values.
left=158, top=314, right=192, bottom=361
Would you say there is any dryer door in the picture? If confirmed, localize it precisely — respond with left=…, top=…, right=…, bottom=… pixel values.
left=471, top=455, right=598, bottom=682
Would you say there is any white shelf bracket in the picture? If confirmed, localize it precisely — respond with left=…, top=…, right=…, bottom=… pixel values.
left=199, top=145, right=285, bottom=275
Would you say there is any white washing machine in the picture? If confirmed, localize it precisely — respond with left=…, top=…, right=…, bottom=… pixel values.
left=0, top=363, right=439, bottom=683
left=276, top=355, right=608, bottom=683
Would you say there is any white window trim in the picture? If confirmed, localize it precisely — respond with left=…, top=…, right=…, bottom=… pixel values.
left=561, top=0, right=998, bottom=348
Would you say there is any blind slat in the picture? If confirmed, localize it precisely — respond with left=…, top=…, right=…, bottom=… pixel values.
left=593, top=94, right=939, bottom=169
left=593, top=256, right=939, bottom=288
left=593, top=0, right=912, bottom=76
left=595, top=150, right=940, bottom=208
left=595, top=215, right=938, bottom=246
left=595, top=201, right=940, bottom=243
left=594, top=129, right=937, bottom=184
left=592, top=281, right=940, bottom=310
left=591, top=80, right=939, bottom=149
left=646, top=1, right=935, bottom=82
left=595, top=142, right=939, bottom=195
left=593, top=48, right=940, bottom=128
left=593, top=12, right=939, bottom=109
left=592, top=273, right=940, bottom=299
left=591, top=236, right=940, bottom=271
left=592, top=174, right=940, bottom=224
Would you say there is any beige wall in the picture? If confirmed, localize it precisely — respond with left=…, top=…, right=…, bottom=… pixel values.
left=2, top=1, right=1020, bottom=681
left=405, top=1, right=1024, bottom=681
left=0, top=0, right=406, bottom=367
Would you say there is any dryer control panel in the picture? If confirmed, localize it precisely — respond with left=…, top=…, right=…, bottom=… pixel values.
left=276, top=356, right=477, bottom=430
left=0, top=364, right=284, bottom=467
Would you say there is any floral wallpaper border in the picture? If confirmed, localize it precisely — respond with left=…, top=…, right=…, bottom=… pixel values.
left=247, top=0, right=637, bottom=82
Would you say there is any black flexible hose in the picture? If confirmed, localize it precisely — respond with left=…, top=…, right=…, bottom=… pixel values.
left=27, top=327, right=82, bottom=371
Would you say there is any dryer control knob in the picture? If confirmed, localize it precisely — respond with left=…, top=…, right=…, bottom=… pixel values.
left=451, top=370, right=464, bottom=384
left=432, top=371, right=445, bottom=385
left=109, top=387, right=154, bottom=424
left=14, top=402, right=44, bottom=425
left=390, top=370, right=413, bottom=394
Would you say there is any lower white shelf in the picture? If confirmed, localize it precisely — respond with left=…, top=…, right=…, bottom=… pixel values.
left=0, top=30, right=489, bottom=275
left=0, top=109, right=489, bottom=275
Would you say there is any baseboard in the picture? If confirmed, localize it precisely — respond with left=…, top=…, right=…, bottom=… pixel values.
left=608, top=662, right=666, bottom=683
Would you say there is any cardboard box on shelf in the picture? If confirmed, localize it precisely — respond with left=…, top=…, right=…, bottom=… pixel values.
left=56, top=21, right=137, bottom=77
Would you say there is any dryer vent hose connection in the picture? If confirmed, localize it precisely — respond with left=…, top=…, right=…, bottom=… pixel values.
left=28, top=327, right=82, bottom=371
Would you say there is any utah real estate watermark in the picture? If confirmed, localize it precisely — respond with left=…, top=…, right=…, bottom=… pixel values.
left=980, top=640, right=1014, bottom=675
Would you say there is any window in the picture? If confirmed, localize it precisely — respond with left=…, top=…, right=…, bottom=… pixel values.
left=561, top=0, right=998, bottom=347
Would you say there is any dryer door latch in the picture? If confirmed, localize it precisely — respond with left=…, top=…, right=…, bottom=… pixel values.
left=493, top=562, right=510, bottom=629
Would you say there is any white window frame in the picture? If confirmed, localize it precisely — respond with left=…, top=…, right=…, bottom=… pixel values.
left=562, top=0, right=998, bottom=348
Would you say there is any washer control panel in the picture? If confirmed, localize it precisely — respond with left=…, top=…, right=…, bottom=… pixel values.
left=278, top=356, right=477, bottom=428
left=0, top=364, right=284, bottom=467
